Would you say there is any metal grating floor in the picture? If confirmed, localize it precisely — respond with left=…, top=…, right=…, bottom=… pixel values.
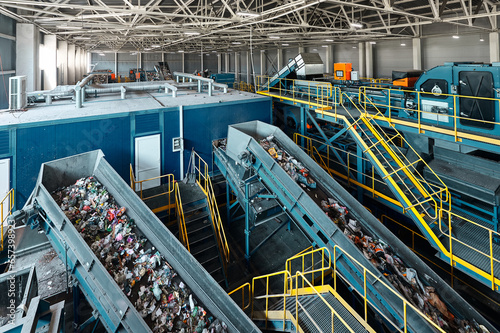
left=271, top=293, right=370, bottom=333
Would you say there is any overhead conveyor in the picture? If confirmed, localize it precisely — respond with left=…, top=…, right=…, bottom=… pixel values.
left=214, top=120, right=497, bottom=333
left=19, top=150, right=259, bottom=333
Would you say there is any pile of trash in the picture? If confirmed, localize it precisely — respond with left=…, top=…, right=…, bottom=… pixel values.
left=260, top=135, right=317, bottom=189
left=322, top=198, right=489, bottom=333
left=53, top=176, right=227, bottom=333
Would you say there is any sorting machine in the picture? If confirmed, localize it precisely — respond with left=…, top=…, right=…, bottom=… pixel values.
left=213, top=120, right=497, bottom=333
left=12, top=150, right=259, bottom=333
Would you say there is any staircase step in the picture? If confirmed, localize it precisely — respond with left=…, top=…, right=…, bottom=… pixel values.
left=188, top=231, right=214, bottom=245
left=191, top=241, right=217, bottom=257
left=185, top=210, right=210, bottom=224
left=183, top=202, right=207, bottom=214
left=195, top=244, right=220, bottom=265
left=186, top=218, right=212, bottom=234
left=203, top=259, right=223, bottom=275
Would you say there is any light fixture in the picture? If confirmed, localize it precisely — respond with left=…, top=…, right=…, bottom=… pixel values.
left=352, top=46, right=357, bottom=49
left=184, top=31, right=200, bottom=35
left=269, top=36, right=280, bottom=39
left=99, top=53, right=105, bottom=56
left=236, top=10, right=261, bottom=17
left=178, top=50, right=184, bottom=53
left=480, top=37, right=485, bottom=42
left=350, top=22, right=363, bottom=29
left=452, top=35, right=460, bottom=39
left=282, top=43, right=289, bottom=46
left=325, top=39, right=334, bottom=42
left=151, top=44, right=161, bottom=48
left=144, top=48, right=151, bottom=51
left=400, top=43, right=406, bottom=46
left=212, top=50, right=217, bottom=53
left=312, top=48, right=318, bottom=51
left=321, top=45, right=328, bottom=47
left=232, top=41, right=242, bottom=45
left=73, top=36, right=91, bottom=40
left=370, top=41, right=377, bottom=44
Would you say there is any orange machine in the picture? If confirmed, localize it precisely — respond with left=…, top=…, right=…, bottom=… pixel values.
left=334, top=63, right=352, bottom=80
left=392, top=70, right=423, bottom=88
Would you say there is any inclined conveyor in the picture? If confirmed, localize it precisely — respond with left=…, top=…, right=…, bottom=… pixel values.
left=214, top=121, right=497, bottom=333
left=21, top=150, right=259, bottom=333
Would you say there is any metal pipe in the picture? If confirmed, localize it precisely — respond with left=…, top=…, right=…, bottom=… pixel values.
left=78, top=73, right=97, bottom=88
left=120, top=86, right=126, bottom=99
left=179, top=105, right=184, bottom=181
left=75, top=86, right=82, bottom=108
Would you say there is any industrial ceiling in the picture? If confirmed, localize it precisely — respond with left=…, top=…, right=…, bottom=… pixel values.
left=0, top=0, right=498, bottom=53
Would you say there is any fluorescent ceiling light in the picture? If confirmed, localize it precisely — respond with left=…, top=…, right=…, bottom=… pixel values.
left=151, top=44, right=161, bottom=48
left=321, top=45, right=328, bottom=47
left=73, top=36, right=91, bottom=40
left=452, top=35, right=460, bottom=39
left=57, top=26, right=83, bottom=30
left=212, top=50, right=217, bottom=53
left=325, top=39, right=334, bottom=42
left=282, top=43, right=289, bottom=46
left=144, top=48, right=151, bottom=51
left=312, top=48, right=318, bottom=51
left=350, top=22, right=363, bottom=28
left=99, top=53, right=105, bottom=56
left=400, top=43, right=406, bottom=46
left=184, top=31, right=200, bottom=35
left=236, top=10, right=261, bottom=17
left=232, top=41, right=242, bottom=45
left=480, top=38, right=485, bottom=42
left=370, top=41, right=377, bottom=44
left=352, top=46, right=357, bottom=48
left=178, top=50, right=184, bottom=53
left=269, top=36, right=280, bottom=39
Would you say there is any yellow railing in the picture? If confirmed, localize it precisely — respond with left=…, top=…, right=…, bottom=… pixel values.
left=129, top=165, right=175, bottom=214
left=228, top=282, right=251, bottom=311
left=286, top=247, right=331, bottom=288
left=175, top=182, right=189, bottom=252
left=190, top=151, right=230, bottom=273
left=332, top=245, right=446, bottom=333
left=358, top=85, right=500, bottom=146
left=0, top=189, right=14, bottom=252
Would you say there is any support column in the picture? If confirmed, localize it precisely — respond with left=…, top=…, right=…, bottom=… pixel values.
left=358, top=42, right=365, bottom=78
left=80, top=48, right=86, bottom=76
left=326, top=45, right=334, bottom=74
left=490, top=32, right=500, bottom=63
left=234, top=52, right=240, bottom=82
left=41, top=34, right=57, bottom=90
left=298, top=46, right=305, bottom=53
left=57, top=40, right=68, bottom=85
left=365, top=42, right=373, bottom=79
left=16, top=23, right=39, bottom=91
left=277, top=48, right=283, bottom=69
left=246, top=51, right=251, bottom=83
left=114, top=52, right=118, bottom=76
left=412, top=38, right=422, bottom=70
left=260, top=50, right=266, bottom=76
left=75, top=47, right=82, bottom=82
left=217, top=53, right=222, bottom=73
left=68, top=44, right=76, bottom=84
left=181, top=52, right=185, bottom=73
left=224, top=53, right=229, bottom=73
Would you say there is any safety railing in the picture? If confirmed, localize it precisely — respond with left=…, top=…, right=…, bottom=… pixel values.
left=333, top=245, right=446, bottom=333
left=439, top=210, right=500, bottom=290
left=236, top=81, right=255, bottom=92
left=228, top=282, right=251, bottom=311
left=129, top=165, right=175, bottom=215
left=0, top=189, right=14, bottom=252
left=190, top=151, right=230, bottom=274
left=293, top=133, right=404, bottom=208
left=347, top=91, right=450, bottom=221
left=358, top=85, right=500, bottom=145
left=255, top=75, right=339, bottom=111
left=174, top=182, right=189, bottom=252
left=286, top=246, right=331, bottom=288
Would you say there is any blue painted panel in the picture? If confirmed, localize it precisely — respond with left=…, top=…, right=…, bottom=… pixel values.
left=0, top=130, right=9, bottom=155
left=136, top=113, right=160, bottom=134
left=16, top=117, right=130, bottom=207
left=0, top=72, right=14, bottom=110
left=183, top=99, right=271, bottom=171
left=0, top=39, right=15, bottom=70
left=163, top=109, right=180, bottom=179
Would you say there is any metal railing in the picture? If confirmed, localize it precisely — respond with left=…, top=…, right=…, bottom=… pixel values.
left=358, top=85, right=500, bottom=146
left=0, top=189, right=14, bottom=252
left=228, top=282, right=251, bottom=311
left=175, top=182, right=189, bottom=251
left=129, top=165, right=175, bottom=215
left=286, top=247, right=331, bottom=288
left=190, top=151, right=230, bottom=273
left=332, top=245, right=446, bottom=333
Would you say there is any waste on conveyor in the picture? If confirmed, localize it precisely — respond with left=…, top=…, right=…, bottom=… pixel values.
left=53, top=176, right=227, bottom=333
left=259, top=135, right=490, bottom=333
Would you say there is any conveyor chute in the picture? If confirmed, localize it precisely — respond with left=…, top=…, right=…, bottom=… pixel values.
left=23, top=150, right=259, bottom=333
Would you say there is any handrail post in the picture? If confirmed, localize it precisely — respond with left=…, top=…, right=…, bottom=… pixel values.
left=363, top=268, right=367, bottom=322
left=490, top=230, right=495, bottom=290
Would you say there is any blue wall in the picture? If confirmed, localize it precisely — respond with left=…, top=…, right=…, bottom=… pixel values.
left=2, top=98, right=271, bottom=208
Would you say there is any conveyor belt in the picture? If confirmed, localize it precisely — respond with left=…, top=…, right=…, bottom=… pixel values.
left=214, top=120, right=497, bottom=333
left=23, top=150, right=259, bottom=333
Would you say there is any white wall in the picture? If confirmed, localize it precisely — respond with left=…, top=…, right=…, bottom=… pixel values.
left=373, top=39, right=413, bottom=78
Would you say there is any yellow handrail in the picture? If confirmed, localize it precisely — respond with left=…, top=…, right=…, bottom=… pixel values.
left=0, top=189, right=14, bottom=252
left=190, top=151, right=230, bottom=273
left=175, top=182, right=189, bottom=252
left=332, top=245, right=446, bottom=333
left=228, top=282, right=251, bottom=311
left=130, top=164, right=175, bottom=215
left=358, top=85, right=500, bottom=146
left=286, top=247, right=331, bottom=287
